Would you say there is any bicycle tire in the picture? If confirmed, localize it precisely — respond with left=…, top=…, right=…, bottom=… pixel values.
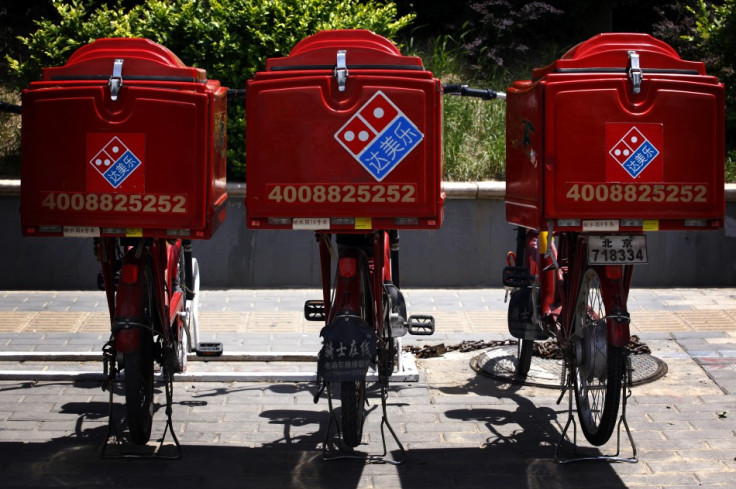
left=516, top=339, right=533, bottom=378
left=572, top=267, right=624, bottom=446
left=123, top=265, right=155, bottom=445
left=172, top=248, right=187, bottom=373
left=340, top=380, right=366, bottom=448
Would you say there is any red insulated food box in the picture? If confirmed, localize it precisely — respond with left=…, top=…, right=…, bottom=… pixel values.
left=20, top=38, right=228, bottom=239
left=245, top=29, right=443, bottom=231
left=505, top=33, right=725, bottom=232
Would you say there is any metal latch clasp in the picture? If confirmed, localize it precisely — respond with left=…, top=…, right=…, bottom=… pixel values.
left=334, top=50, right=348, bottom=92
left=108, top=58, right=124, bottom=101
left=627, top=50, right=642, bottom=94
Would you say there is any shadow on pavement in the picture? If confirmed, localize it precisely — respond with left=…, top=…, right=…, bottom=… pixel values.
left=0, top=375, right=632, bottom=489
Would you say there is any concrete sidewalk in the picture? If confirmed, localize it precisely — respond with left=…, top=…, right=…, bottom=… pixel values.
left=0, top=288, right=735, bottom=488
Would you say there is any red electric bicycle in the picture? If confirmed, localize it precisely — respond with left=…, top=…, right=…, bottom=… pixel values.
left=504, top=228, right=638, bottom=449
left=245, top=30, right=445, bottom=460
left=500, top=33, right=724, bottom=461
left=307, top=231, right=434, bottom=456
left=19, top=38, right=229, bottom=455
left=97, top=237, right=208, bottom=452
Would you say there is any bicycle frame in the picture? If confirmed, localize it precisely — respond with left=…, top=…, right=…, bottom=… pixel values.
left=98, top=238, right=187, bottom=355
left=527, top=230, right=634, bottom=350
left=318, top=231, right=392, bottom=338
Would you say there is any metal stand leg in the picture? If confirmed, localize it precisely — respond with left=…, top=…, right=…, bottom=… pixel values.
left=321, top=382, right=406, bottom=465
left=555, top=355, right=637, bottom=464
left=100, top=340, right=182, bottom=459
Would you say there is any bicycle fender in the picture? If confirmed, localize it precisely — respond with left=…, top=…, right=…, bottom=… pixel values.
left=318, top=315, right=376, bottom=382
left=606, top=312, right=631, bottom=348
left=112, top=249, right=149, bottom=353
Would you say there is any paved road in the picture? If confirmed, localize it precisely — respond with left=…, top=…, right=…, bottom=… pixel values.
left=0, top=288, right=735, bottom=488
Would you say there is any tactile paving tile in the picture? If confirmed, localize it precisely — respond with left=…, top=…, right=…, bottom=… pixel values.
left=629, top=310, right=691, bottom=332
left=0, top=312, right=37, bottom=332
left=675, top=310, right=736, bottom=331
left=428, top=312, right=470, bottom=333
left=465, top=311, right=508, bottom=333
left=22, top=312, right=87, bottom=333
left=246, top=312, right=301, bottom=333
left=79, top=311, right=111, bottom=332
left=198, top=312, right=250, bottom=332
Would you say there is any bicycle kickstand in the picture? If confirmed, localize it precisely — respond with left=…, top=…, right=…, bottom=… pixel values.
left=321, top=381, right=406, bottom=465
left=554, top=355, right=638, bottom=463
left=100, top=344, right=182, bottom=459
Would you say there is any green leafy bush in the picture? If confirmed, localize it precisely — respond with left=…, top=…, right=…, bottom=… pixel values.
left=655, top=0, right=736, bottom=169
left=0, top=86, right=21, bottom=177
left=405, top=32, right=506, bottom=181
left=443, top=95, right=506, bottom=181
left=8, top=0, right=414, bottom=180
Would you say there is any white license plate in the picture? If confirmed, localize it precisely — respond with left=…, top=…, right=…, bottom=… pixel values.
left=587, top=235, right=647, bottom=265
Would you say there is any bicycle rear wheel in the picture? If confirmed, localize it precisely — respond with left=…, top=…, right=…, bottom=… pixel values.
left=334, top=244, right=373, bottom=448
left=516, top=339, right=533, bottom=378
left=571, top=267, right=624, bottom=446
left=123, top=265, right=155, bottom=445
left=340, top=380, right=366, bottom=448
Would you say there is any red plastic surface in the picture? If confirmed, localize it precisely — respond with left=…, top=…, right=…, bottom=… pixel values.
left=246, top=30, right=444, bottom=231
left=21, top=38, right=227, bottom=239
left=506, top=33, right=725, bottom=232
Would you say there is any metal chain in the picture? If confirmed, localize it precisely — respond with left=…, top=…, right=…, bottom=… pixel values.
left=403, top=335, right=650, bottom=359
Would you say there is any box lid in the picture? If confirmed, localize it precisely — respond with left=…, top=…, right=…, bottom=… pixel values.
left=41, top=38, right=206, bottom=83
left=265, top=29, right=424, bottom=72
left=532, top=33, right=706, bottom=80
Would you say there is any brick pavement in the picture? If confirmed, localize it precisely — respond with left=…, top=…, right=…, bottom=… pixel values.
left=0, top=288, right=735, bottom=488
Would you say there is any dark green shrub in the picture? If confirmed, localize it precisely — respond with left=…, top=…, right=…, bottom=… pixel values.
left=8, top=0, right=414, bottom=180
left=655, top=0, right=736, bottom=173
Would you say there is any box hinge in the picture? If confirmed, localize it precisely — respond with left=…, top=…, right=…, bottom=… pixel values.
left=627, top=50, right=642, bottom=94
left=108, top=58, right=124, bottom=101
left=334, top=50, right=348, bottom=92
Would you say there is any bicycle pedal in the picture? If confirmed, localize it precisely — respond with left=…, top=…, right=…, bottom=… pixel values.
left=408, top=315, right=435, bottom=336
left=195, top=342, right=223, bottom=357
left=502, top=266, right=531, bottom=288
left=304, top=300, right=325, bottom=321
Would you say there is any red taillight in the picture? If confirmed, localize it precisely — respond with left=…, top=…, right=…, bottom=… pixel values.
left=121, top=264, right=139, bottom=284
left=338, top=257, right=357, bottom=278
left=605, top=265, right=622, bottom=280
left=114, top=328, right=141, bottom=353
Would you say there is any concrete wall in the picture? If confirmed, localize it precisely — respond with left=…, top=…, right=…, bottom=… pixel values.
left=2, top=181, right=735, bottom=289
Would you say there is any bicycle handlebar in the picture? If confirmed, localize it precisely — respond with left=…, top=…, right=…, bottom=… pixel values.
left=226, top=88, right=246, bottom=99
left=442, top=84, right=506, bottom=101
left=0, top=102, right=21, bottom=114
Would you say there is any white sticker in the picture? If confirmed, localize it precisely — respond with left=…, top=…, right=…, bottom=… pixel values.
left=63, top=226, right=100, bottom=238
left=581, top=220, right=619, bottom=232
left=292, top=218, right=330, bottom=231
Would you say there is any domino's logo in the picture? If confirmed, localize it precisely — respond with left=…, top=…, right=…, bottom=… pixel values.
left=89, top=136, right=142, bottom=188
left=606, top=125, right=663, bottom=180
left=335, top=91, right=423, bottom=181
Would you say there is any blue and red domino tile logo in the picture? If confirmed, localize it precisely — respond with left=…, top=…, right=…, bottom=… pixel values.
left=335, top=91, right=423, bottom=181
left=606, top=123, right=663, bottom=181
left=86, top=134, right=145, bottom=192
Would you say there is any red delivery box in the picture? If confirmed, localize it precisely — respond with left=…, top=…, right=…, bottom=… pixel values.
left=246, top=30, right=443, bottom=231
left=505, top=33, right=725, bottom=232
left=21, top=38, right=228, bottom=239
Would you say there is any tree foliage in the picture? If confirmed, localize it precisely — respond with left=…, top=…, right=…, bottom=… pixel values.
left=7, top=0, right=414, bottom=179
left=655, top=0, right=735, bottom=161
